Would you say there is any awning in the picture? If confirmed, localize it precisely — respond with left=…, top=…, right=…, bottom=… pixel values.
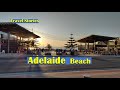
left=0, top=22, right=40, bottom=38
left=78, top=35, right=117, bottom=43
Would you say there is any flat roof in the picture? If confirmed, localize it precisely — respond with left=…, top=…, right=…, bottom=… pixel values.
left=78, top=34, right=117, bottom=43
left=0, top=22, right=40, bottom=38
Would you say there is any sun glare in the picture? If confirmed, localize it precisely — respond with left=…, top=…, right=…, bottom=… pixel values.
left=35, top=38, right=43, bottom=46
left=36, top=38, right=42, bottom=43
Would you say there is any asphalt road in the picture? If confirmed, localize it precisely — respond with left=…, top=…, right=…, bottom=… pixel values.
left=0, top=56, right=120, bottom=73
left=0, top=55, right=120, bottom=75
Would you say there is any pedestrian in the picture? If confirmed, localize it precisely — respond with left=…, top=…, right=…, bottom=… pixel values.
left=2, top=50, right=5, bottom=54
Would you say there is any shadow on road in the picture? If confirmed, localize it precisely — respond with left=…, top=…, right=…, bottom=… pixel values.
left=28, top=64, right=46, bottom=78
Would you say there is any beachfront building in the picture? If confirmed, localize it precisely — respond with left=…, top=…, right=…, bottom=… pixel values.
left=0, top=22, right=40, bottom=53
left=78, top=35, right=120, bottom=55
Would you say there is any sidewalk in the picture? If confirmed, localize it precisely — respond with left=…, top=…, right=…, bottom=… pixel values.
left=0, top=69, right=120, bottom=78
left=0, top=53, right=25, bottom=59
left=0, top=53, right=120, bottom=59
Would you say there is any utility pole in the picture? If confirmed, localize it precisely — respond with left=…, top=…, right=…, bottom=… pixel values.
left=32, top=28, right=33, bottom=32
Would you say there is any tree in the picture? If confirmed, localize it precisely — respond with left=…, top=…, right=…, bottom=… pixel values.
left=64, top=34, right=77, bottom=49
left=46, top=44, right=52, bottom=50
left=64, top=34, right=78, bottom=55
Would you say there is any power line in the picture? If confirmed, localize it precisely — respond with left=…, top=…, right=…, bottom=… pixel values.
left=25, top=27, right=79, bottom=41
left=29, top=28, right=69, bottom=41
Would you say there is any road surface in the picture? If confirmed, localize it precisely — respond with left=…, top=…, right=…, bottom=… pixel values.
left=0, top=54, right=120, bottom=78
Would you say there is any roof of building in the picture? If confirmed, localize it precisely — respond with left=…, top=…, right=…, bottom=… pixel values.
left=0, top=22, right=40, bottom=38
left=78, top=34, right=117, bottom=43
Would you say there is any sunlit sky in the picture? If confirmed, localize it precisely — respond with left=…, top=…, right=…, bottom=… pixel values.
left=0, top=12, right=120, bottom=48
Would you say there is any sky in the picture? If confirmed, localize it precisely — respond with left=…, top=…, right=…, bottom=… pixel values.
left=0, top=12, right=120, bottom=48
